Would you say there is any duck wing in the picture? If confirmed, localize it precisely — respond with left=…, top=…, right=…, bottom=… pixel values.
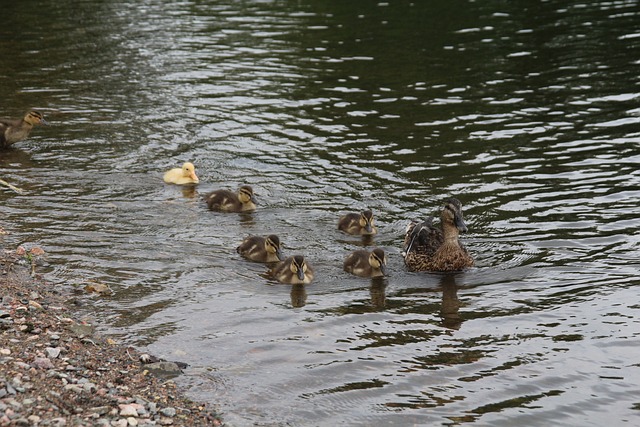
left=403, top=217, right=443, bottom=256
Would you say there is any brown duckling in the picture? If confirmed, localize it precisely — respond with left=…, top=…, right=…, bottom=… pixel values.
left=237, top=234, right=283, bottom=263
left=271, top=255, right=314, bottom=285
left=1, top=111, right=48, bottom=148
left=338, top=209, right=377, bottom=236
left=403, top=198, right=473, bottom=272
left=343, top=248, right=387, bottom=278
left=163, top=162, right=199, bottom=185
left=205, top=185, right=256, bottom=212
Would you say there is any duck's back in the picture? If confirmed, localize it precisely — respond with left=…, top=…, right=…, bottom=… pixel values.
left=343, top=250, right=371, bottom=276
left=206, top=189, right=240, bottom=211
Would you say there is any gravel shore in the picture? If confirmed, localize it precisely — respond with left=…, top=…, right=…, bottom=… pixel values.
left=1, top=245, right=223, bottom=426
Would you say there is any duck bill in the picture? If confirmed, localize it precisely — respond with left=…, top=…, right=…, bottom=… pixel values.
left=190, top=172, right=199, bottom=183
left=276, top=248, right=284, bottom=261
left=297, top=268, right=305, bottom=281
left=39, top=118, right=49, bottom=126
left=454, top=214, right=468, bottom=233
left=380, top=263, right=387, bottom=276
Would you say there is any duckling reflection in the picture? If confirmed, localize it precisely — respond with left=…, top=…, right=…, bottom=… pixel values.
left=338, top=210, right=377, bottom=236
left=205, top=185, right=257, bottom=212
left=290, top=284, right=307, bottom=308
left=439, top=274, right=462, bottom=330
left=369, top=277, right=387, bottom=309
left=403, top=198, right=473, bottom=272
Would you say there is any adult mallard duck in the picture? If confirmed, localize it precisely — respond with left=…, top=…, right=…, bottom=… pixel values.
left=163, top=162, right=199, bottom=185
left=403, top=198, right=473, bottom=272
left=338, top=210, right=377, bottom=236
left=237, top=234, right=283, bottom=263
left=0, top=111, right=48, bottom=148
left=343, top=248, right=387, bottom=278
left=271, top=255, right=314, bottom=285
left=205, top=185, right=256, bottom=212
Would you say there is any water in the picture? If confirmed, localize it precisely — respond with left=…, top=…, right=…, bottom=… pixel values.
left=2, top=0, right=640, bottom=425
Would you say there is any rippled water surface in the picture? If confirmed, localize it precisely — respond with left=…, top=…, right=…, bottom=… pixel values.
left=2, top=0, right=640, bottom=425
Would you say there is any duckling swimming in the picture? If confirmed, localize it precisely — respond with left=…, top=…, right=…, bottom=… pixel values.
left=163, top=162, right=199, bottom=185
left=205, top=185, right=256, bottom=212
left=237, top=234, right=283, bottom=263
left=1, top=111, right=48, bottom=148
left=271, top=255, right=314, bottom=285
left=343, top=248, right=387, bottom=278
left=403, top=198, right=473, bottom=272
left=338, top=210, right=377, bottom=236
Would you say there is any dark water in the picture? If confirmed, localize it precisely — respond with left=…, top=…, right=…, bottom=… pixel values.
left=2, top=0, right=640, bottom=425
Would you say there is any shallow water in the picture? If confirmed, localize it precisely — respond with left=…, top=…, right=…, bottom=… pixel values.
left=1, top=0, right=640, bottom=425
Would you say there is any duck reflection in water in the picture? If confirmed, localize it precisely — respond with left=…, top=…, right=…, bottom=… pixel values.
left=290, top=284, right=307, bottom=308
left=439, top=274, right=462, bottom=330
left=369, top=276, right=388, bottom=309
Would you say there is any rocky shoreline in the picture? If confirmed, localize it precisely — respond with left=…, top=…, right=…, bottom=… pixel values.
left=0, top=246, right=223, bottom=426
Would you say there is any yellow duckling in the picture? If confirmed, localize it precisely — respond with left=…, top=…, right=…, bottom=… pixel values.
left=403, top=198, right=474, bottom=272
left=163, top=162, right=199, bottom=185
left=338, top=210, right=377, bottom=236
left=271, top=255, right=314, bottom=285
left=237, top=234, right=284, bottom=263
left=1, top=111, right=48, bottom=148
left=343, top=248, right=387, bottom=278
left=205, top=185, right=256, bottom=212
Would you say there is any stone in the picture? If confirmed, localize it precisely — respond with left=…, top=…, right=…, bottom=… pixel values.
left=28, top=300, right=43, bottom=311
left=27, top=415, right=41, bottom=424
left=0, top=348, right=10, bottom=355
left=159, top=408, right=176, bottom=417
left=119, top=404, right=139, bottom=417
left=127, top=417, right=139, bottom=426
left=46, top=347, right=61, bottom=359
left=68, top=323, right=95, bottom=337
left=33, top=357, right=55, bottom=370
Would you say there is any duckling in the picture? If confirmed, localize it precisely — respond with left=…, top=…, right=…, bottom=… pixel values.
left=343, top=248, right=387, bottom=278
left=205, top=185, right=256, bottom=212
left=271, top=255, right=314, bottom=285
left=237, top=234, right=283, bottom=263
left=0, top=111, right=48, bottom=148
left=163, top=162, right=199, bottom=185
left=338, top=210, right=377, bottom=236
left=403, top=198, right=474, bottom=272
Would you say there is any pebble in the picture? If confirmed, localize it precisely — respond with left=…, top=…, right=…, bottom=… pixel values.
left=33, top=357, right=55, bottom=370
left=119, top=404, right=139, bottom=417
left=28, top=300, right=44, bottom=311
left=0, top=348, right=10, bottom=355
left=46, top=347, right=61, bottom=359
left=127, top=417, right=139, bottom=426
left=160, top=407, right=176, bottom=417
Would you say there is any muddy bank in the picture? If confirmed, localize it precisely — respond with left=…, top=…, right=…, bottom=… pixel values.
left=0, top=245, right=223, bottom=426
